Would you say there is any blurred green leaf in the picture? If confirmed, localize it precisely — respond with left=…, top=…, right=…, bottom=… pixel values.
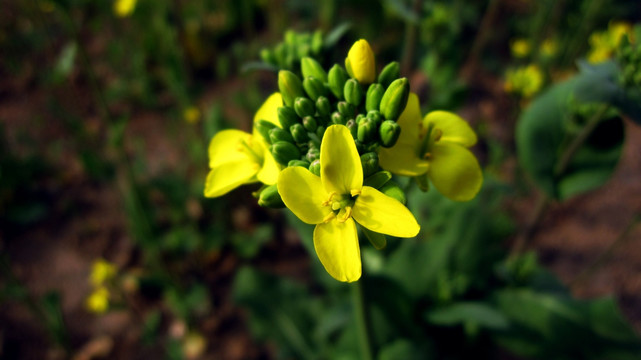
left=426, top=302, right=509, bottom=330
left=382, top=0, right=420, bottom=24
left=323, top=23, right=352, bottom=49
left=377, top=339, right=430, bottom=360
left=51, top=42, right=77, bottom=84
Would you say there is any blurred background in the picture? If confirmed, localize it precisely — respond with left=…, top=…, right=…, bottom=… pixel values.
left=1, top=0, right=641, bottom=359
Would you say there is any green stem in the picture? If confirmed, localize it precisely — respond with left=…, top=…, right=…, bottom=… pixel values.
left=351, top=281, right=373, bottom=360
left=400, top=0, right=423, bottom=76
left=570, top=214, right=641, bottom=288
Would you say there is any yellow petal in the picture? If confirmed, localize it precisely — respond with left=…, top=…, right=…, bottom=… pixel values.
left=313, top=218, right=361, bottom=282
left=345, top=39, right=376, bottom=84
left=278, top=167, right=331, bottom=224
left=379, top=143, right=429, bottom=176
left=428, top=143, right=483, bottom=202
left=395, top=92, right=422, bottom=146
left=253, top=93, right=283, bottom=127
left=423, top=111, right=477, bottom=147
left=256, top=144, right=280, bottom=185
left=321, top=125, right=363, bottom=194
left=204, top=159, right=259, bottom=198
left=352, top=186, right=420, bottom=238
left=208, top=129, right=252, bottom=168
left=114, top=0, right=136, bottom=17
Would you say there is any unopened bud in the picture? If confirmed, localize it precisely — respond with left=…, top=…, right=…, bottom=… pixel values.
left=306, top=147, right=320, bottom=162
left=377, top=61, right=400, bottom=88
left=270, top=141, right=301, bottom=165
left=255, top=120, right=278, bottom=144
left=315, top=125, right=325, bottom=140
left=346, top=119, right=358, bottom=139
left=365, top=83, right=385, bottom=112
left=302, top=116, right=318, bottom=132
left=344, top=79, right=363, bottom=106
left=288, top=159, right=310, bottom=168
left=357, top=118, right=377, bottom=143
left=269, top=127, right=294, bottom=144
left=301, top=57, right=327, bottom=82
left=337, top=101, right=355, bottom=119
left=379, top=120, right=401, bottom=147
left=379, top=78, right=409, bottom=120
left=316, top=96, right=331, bottom=116
left=328, top=64, right=349, bottom=99
left=278, top=106, right=300, bottom=129
left=331, top=111, right=346, bottom=125
left=278, top=70, right=305, bottom=107
left=309, top=159, right=321, bottom=176
left=294, top=97, right=315, bottom=118
left=290, top=123, right=309, bottom=143
left=360, top=152, right=379, bottom=177
left=303, top=76, right=327, bottom=101
left=258, top=184, right=285, bottom=208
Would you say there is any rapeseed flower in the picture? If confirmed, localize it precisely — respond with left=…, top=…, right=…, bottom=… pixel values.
left=89, top=258, right=117, bottom=287
left=379, top=93, right=483, bottom=201
left=204, top=93, right=282, bottom=197
left=86, top=287, right=110, bottom=314
left=278, top=125, right=419, bottom=282
left=510, top=38, right=531, bottom=59
left=345, top=39, right=376, bottom=84
left=588, top=21, right=633, bottom=63
left=114, top=0, right=137, bottom=17
left=504, top=64, right=544, bottom=98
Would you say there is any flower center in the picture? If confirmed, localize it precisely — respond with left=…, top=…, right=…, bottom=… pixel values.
left=417, top=123, right=442, bottom=160
left=321, top=190, right=360, bottom=223
left=238, top=138, right=263, bottom=164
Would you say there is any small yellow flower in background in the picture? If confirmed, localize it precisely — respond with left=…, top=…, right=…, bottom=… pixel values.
left=278, top=125, right=420, bottom=282
left=86, top=287, right=110, bottom=314
left=379, top=93, right=483, bottom=202
left=183, top=106, right=201, bottom=124
left=510, top=38, right=531, bottom=59
left=204, top=93, right=282, bottom=198
left=114, top=0, right=137, bottom=17
left=541, top=38, right=558, bottom=58
left=504, top=64, right=544, bottom=98
left=588, top=21, right=633, bottom=63
left=345, top=39, right=376, bottom=84
left=182, top=332, right=207, bottom=360
left=90, top=259, right=117, bottom=287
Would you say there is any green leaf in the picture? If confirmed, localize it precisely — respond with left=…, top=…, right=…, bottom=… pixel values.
left=323, top=23, right=352, bottom=49
left=426, top=302, right=509, bottom=330
left=378, top=339, right=431, bottom=360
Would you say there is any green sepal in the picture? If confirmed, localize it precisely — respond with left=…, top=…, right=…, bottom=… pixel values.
left=315, top=125, right=325, bottom=140
left=379, top=120, right=401, bottom=147
left=270, top=141, right=301, bottom=165
left=278, top=70, right=305, bottom=107
left=278, top=106, right=300, bottom=129
left=328, top=64, right=349, bottom=99
left=337, top=101, right=356, bottom=118
left=361, top=226, right=387, bottom=250
left=294, top=97, right=315, bottom=118
left=357, top=118, right=377, bottom=143
left=287, top=159, right=311, bottom=168
left=380, top=180, right=406, bottom=204
left=303, top=76, right=327, bottom=101
left=290, top=123, right=309, bottom=143
left=257, top=184, right=285, bottom=208
left=331, top=111, right=346, bottom=125
left=316, top=96, right=331, bottom=116
left=255, top=120, right=278, bottom=144
left=415, top=175, right=429, bottom=192
left=360, top=152, right=379, bottom=177
left=346, top=119, right=358, bottom=139
left=363, top=170, right=392, bottom=189
left=269, top=127, right=295, bottom=144
left=309, top=159, right=321, bottom=176
left=365, top=83, right=385, bottom=112
left=301, top=57, right=327, bottom=82
left=377, top=61, right=400, bottom=88
left=344, top=78, right=363, bottom=107
left=306, top=147, right=320, bottom=162
left=302, top=116, right=318, bottom=132
left=379, top=77, right=409, bottom=120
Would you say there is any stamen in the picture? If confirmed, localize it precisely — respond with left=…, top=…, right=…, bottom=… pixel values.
left=322, top=191, right=337, bottom=206
left=423, top=152, right=432, bottom=159
left=433, top=129, right=443, bottom=142
left=323, top=212, right=336, bottom=223
left=338, top=206, right=352, bottom=222
left=350, top=189, right=361, bottom=197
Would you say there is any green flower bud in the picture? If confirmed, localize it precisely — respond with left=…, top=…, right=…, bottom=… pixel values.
left=380, top=181, right=406, bottom=204
left=309, top=159, right=321, bottom=176
left=301, top=57, right=327, bottom=83
left=355, top=114, right=366, bottom=124
left=294, top=97, right=315, bottom=118
left=316, top=96, right=331, bottom=116
left=363, top=170, right=392, bottom=189
left=288, top=159, right=310, bottom=168
left=331, top=111, right=346, bottom=125
left=260, top=49, right=275, bottom=65
left=354, top=140, right=366, bottom=153
left=290, top=123, right=309, bottom=143
left=306, top=147, right=320, bottom=162
left=379, top=77, right=409, bottom=121
left=366, top=110, right=382, bottom=127
left=315, top=125, right=325, bottom=140
left=311, top=30, right=323, bottom=55
left=328, top=64, right=349, bottom=99
left=365, top=83, right=385, bottom=112
left=344, top=79, right=363, bottom=106
left=379, top=120, right=401, bottom=148
left=258, top=184, right=285, bottom=208
left=377, top=61, right=400, bottom=88
left=278, top=70, right=305, bottom=107
left=365, top=141, right=380, bottom=153
left=278, top=106, right=300, bottom=129
left=270, top=141, right=301, bottom=165
left=357, top=118, right=377, bottom=143
left=360, top=152, right=379, bottom=177
left=274, top=43, right=287, bottom=66
left=302, top=116, right=318, bottom=132
left=255, top=120, right=278, bottom=144
left=269, top=127, right=295, bottom=144
left=346, top=119, right=358, bottom=139
left=337, top=101, right=356, bottom=119
left=303, top=76, right=327, bottom=101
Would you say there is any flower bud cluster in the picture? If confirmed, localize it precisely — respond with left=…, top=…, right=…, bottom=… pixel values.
left=257, top=46, right=410, bottom=183
left=259, top=30, right=324, bottom=73
left=616, top=31, right=641, bottom=89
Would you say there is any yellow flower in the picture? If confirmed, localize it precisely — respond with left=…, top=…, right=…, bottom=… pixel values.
left=510, top=38, right=531, bottom=59
left=541, top=38, right=558, bottom=58
left=588, top=21, right=633, bottom=63
left=379, top=93, right=483, bottom=202
left=114, top=0, right=137, bottom=17
left=204, top=93, right=282, bottom=197
left=278, top=125, right=420, bottom=282
left=504, top=64, right=544, bottom=98
left=345, top=39, right=376, bottom=84
left=86, top=287, right=110, bottom=314
left=183, top=106, right=201, bottom=124
left=89, top=259, right=117, bottom=287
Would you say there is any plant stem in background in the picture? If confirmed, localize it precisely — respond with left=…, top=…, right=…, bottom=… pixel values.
left=460, top=0, right=501, bottom=82
left=351, top=281, right=373, bottom=360
left=570, top=214, right=641, bottom=289
left=510, top=104, right=609, bottom=259
left=400, top=0, right=423, bottom=76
